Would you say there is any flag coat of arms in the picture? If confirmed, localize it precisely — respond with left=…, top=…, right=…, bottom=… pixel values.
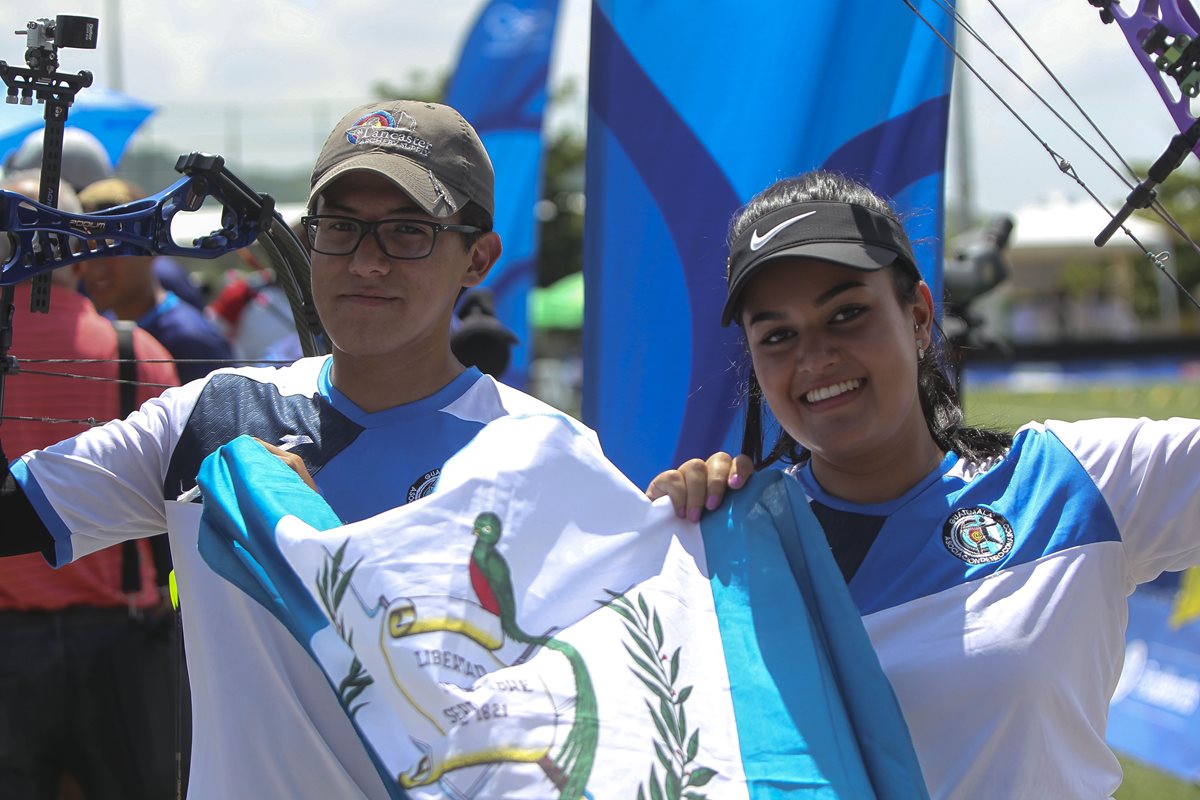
left=196, top=414, right=927, bottom=798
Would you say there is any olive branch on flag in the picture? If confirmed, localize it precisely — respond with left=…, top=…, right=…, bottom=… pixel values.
left=316, top=539, right=374, bottom=718
left=605, top=590, right=718, bottom=800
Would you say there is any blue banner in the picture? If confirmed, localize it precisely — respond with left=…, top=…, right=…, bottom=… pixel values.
left=445, top=0, right=562, bottom=387
left=583, top=1, right=955, bottom=487
left=1108, top=587, right=1200, bottom=783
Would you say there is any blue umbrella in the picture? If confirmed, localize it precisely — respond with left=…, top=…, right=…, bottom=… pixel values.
left=0, top=86, right=156, bottom=168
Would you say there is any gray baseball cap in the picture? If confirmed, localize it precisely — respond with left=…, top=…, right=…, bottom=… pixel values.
left=309, top=100, right=494, bottom=222
left=7, top=127, right=113, bottom=192
left=722, top=201, right=919, bottom=326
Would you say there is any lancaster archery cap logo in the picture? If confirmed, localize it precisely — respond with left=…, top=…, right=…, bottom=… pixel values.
left=346, top=110, right=394, bottom=143
left=942, top=507, right=1014, bottom=565
left=345, top=109, right=430, bottom=157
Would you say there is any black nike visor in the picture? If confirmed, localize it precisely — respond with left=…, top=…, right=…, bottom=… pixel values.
left=722, top=201, right=919, bottom=326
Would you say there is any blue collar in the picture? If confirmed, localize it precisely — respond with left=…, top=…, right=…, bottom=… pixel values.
left=137, top=291, right=180, bottom=328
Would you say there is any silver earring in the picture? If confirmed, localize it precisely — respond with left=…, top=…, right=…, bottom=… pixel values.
left=917, top=341, right=926, bottom=360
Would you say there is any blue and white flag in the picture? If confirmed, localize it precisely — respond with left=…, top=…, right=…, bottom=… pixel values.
left=445, top=0, right=562, bottom=387
left=583, top=1, right=956, bottom=487
left=196, top=418, right=927, bottom=799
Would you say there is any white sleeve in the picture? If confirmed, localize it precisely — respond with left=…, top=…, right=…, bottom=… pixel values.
left=1045, top=417, right=1200, bottom=583
left=17, top=379, right=206, bottom=564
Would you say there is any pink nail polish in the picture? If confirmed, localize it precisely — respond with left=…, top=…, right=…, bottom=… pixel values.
left=730, top=473, right=743, bottom=488
left=688, top=508, right=701, bottom=523
left=706, top=494, right=719, bottom=511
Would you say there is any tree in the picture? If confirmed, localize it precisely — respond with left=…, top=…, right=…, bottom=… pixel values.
left=371, top=73, right=586, bottom=288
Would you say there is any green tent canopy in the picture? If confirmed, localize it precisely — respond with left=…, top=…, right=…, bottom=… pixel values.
left=528, top=271, right=583, bottom=329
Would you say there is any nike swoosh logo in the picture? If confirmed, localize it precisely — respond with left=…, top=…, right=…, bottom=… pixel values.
left=749, top=210, right=817, bottom=251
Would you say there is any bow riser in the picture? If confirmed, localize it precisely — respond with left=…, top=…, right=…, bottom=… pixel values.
left=1102, top=0, right=1200, bottom=153
left=0, top=175, right=264, bottom=286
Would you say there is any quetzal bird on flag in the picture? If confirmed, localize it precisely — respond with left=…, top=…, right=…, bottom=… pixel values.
left=469, top=512, right=598, bottom=799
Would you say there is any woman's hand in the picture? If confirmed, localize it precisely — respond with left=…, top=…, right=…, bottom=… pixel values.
left=646, top=452, right=754, bottom=521
left=254, top=437, right=318, bottom=493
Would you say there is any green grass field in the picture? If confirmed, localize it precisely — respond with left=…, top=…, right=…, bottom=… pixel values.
left=963, top=381, right=1200, bottom=798
left=963, top=382, right=1200, bottom=432
left=1117, top=757, right=1200, bottom=799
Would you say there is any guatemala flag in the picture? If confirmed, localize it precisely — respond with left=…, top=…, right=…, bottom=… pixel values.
left=195, top=418, right=927, bottom=799
left=583, top=1, right=956, bottom=487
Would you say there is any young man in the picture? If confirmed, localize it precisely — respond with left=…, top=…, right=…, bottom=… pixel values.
left=0, top=100, right=582, bottom=799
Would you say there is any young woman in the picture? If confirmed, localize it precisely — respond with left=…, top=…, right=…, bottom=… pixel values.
left=647, top=171, right=1200, bottom=799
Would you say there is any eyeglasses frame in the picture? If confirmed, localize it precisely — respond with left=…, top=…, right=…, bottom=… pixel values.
left=299, top=214, right=485, bottom=260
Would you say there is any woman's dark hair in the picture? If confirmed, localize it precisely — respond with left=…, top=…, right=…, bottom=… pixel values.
left=733, top=171, right=1012, bottom=468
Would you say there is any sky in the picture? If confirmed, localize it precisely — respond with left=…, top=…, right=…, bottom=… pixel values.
left=2, top=0, right=1186, bottom=219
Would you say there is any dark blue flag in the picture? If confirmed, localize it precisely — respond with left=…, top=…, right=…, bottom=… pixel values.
left=583, top=1, right=956, bottom=487
left=445, top=0, right=562, bottom=386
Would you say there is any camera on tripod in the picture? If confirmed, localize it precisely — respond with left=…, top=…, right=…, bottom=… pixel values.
left=16, top=15, right=98, bottom=76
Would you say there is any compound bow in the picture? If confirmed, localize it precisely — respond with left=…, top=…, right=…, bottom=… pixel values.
left=0, top=15, right=326, bottom=428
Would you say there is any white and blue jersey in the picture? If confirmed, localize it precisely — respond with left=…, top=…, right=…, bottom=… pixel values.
left=791, top=417, right=1200, bottom=800
left=12, top=356, right=589, bottom=800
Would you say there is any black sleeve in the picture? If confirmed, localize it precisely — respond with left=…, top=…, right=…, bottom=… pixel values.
left=1, top=456, right=55, bottom=559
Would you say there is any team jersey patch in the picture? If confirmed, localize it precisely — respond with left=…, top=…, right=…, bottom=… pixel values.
left=942, top=507, right=1014, bottom=565
left=407, top=468, right=441, bottom=502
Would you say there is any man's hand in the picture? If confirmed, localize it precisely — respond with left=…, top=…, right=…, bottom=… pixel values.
left=253, top=437, right=319, bottom=493
left=645, top=452, right=754, bottom=522
left=1, top=439, right=57, bottom=558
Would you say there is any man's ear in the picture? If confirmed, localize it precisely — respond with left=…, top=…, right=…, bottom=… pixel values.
left=463, top=231, right=502, bottom=288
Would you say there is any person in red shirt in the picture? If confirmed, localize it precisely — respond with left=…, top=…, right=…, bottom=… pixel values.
left=0, top=173, right=182, bottom=800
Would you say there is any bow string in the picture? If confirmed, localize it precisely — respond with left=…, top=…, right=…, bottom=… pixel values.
left=906, top=0, right=1200, bottom=312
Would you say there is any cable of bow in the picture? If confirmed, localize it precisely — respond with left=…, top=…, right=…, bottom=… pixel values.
left=0, top=356, right=299, bottom=427
left=902, top=0, right=1200, bottom=312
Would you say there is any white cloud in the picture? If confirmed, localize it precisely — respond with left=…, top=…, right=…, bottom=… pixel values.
left=949, top=0, right=1180, bottom=213
left=4, top=0, right=1184, bottom=215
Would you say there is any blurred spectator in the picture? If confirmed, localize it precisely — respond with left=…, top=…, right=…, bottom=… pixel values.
left=207, top=269, right=301, bottom=363
left=77, top=178, right=233, bottom=382
left=451, top=288, right=517, bottom=378
left=0, top=172, right=182, bottom=799
left=4, top=127, right=114, bottom=193
left=1087, top=288, right=1137, bottom=341
left=154, top=257, right=208, bottom=311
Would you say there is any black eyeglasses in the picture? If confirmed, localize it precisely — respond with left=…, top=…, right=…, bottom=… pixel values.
left=300, top=215, right=484, bottom=260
